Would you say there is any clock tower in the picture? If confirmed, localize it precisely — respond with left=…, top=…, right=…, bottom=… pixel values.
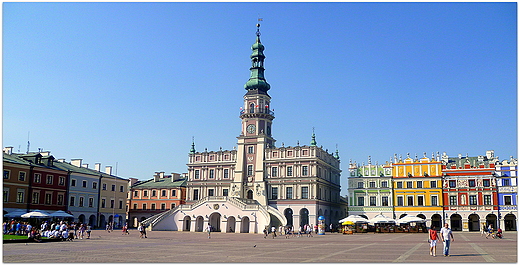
left=232, top=23, right=275, bottom=205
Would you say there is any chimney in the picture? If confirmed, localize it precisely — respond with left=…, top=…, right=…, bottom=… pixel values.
left=154, top=172, right=161, bottom=182
left=129, top=178, right=139, bottom=186
left=82, top=164, right=89, bottom=169
left=39, top=151, right=50, bottom=156
left=57, top=159, right=66, bottom=163
left=94, top=163, right=101, bottom=172
left=171, top=173, right=181, bottom=182
left=3, top=147, right=13, bottom=155
left=105, top=166, right=112, bottom=175
left=159, top=172, right=165, bottom=178
left=71, top=159, right=83, bottom=167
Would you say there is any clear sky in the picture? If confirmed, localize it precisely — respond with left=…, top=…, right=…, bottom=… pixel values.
left=3, top=2, right=517, bottom=195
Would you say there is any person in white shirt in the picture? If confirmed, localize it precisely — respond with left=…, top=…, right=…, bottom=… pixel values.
left=439, top=223, right=455, bottom=256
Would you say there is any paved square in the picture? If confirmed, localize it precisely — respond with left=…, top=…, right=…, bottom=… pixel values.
left=2, top=230, right=517, bottom=263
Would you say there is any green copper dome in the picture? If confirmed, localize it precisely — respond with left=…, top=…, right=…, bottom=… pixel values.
left=244, top=24, right=270, bottom=93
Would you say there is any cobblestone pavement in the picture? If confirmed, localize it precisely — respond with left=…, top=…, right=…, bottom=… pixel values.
left=2, top=229, right=517, bottom=263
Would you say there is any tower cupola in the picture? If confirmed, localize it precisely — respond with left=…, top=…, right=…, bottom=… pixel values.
left=244, top=23, right=270, bottom=94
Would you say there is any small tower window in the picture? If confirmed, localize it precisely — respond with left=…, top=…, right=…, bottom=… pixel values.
left=249, top=103, right=255, bottom=113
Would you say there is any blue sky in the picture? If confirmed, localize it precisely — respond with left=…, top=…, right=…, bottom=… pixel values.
left=3, top=2, right=517, bottom=195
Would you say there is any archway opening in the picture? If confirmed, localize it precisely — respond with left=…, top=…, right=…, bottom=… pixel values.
left=504, top=214, right=517, bottom=231
left=284, top=208, right=293, bottom=227
left=241, top=216, right=250, bottom=233
left=209, top=212, right=221, bottom=232
left=431, top=214, right=442, bottom=229
left=247, top=190, right=253, bottom=199
left=300, top=208, right=309, bottom=227
left=227, top=216, right=236, bottom=233
left=450, top=214, right=462, bottom=231
left=196, top=216, right=204, bottom=232
left=486, top=213, right=498, bottom=230
left=468, top=214, right=480, bottom=231
left=183, top=216, right=191, bottom=231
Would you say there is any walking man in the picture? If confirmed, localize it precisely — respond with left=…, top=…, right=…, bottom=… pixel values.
left=440, top=223, right=454, bottom=256
left=428, top=225, right=438, bottom=256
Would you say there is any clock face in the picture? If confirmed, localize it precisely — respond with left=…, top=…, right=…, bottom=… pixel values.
left=247, top=124, right=256, bottom=134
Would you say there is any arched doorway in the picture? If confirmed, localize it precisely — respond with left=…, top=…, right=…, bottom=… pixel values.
left=209, top=212, right=221, bottom=232
left=78, top=214, right=85, bottom=224
left=247, top=190, right=253, bottom=199
left=196, top=216, right=204, bottom=232
left=468, top=214, right=480, bottom=231
left=300, top=208, right=309, bottom=227
left=450, top=214, right=462, bottom=231
left=504, top=213, right=516, bottom=231
left=227, top=216, right=236, bottom=233
left=324, top=210, right=329, bottom=229
left=284, top=208, right=293, bottom=226
left=399, top=213, right=407, bottom=219
left=99, top=215, right=106, bottom=228
left=183, top=216, right=191, bottom=231
left=417, top=214, right=426, bottom=219
left=241, top=216, right=250, bottom=233
left=486, top=214, right=498, bottom=230
left=431, top=214, right=442, bottom=229
left=88, top=215, right=96, bottom=227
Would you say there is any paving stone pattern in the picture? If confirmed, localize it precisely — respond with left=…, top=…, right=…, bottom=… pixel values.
left=2, top=230, right=517, bottom=263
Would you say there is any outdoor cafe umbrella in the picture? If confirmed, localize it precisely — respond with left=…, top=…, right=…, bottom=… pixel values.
left=339, top=215, right=369, bottom=224
left=21, top=211, right=50, bottom=218
left=396, top=215, right=425, bottom=224
left=4, top=210, right=27, bottom=218
left=49, top=210, right=74, bottom=218
left=369, top=214, right=396, bottom=224
left=342, top=221, right=355, bottom=225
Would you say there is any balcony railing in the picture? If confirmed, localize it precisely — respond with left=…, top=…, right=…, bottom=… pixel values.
left=240, top=108, right=274, bottom=116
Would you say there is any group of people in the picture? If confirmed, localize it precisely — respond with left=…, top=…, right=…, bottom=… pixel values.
left=264, top=224, right=316, bottom=239
left=483, top=224, right=503, bottom=239
left=3, top=220, right=92, bottom=242
left=428, top=223, right=454, bottom=257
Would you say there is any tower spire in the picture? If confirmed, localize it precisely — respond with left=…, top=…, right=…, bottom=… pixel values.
left=189, top=137, right=196, bottom=154
left=244, top=22, right=270, bottom=94
left=310, top=127, right=317, bottom=146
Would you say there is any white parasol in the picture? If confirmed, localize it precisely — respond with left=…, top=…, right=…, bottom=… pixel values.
left=339, top=215, right=369, bottom=223
left=396, top=215, right=425, bottom=224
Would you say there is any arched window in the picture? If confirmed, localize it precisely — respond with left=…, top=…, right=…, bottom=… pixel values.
left=249, top=103, right=255, bottom=113
left=247, top=190, right=253, bottom=199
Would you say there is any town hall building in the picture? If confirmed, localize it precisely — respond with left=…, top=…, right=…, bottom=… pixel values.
left=144, top=24, right=346, bottom=233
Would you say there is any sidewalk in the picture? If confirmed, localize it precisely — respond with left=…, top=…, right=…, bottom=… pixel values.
left=3, top=229, right=517, bottom=263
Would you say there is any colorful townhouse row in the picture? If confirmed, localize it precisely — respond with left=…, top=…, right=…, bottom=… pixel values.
left=347, top=150, right=517, bottom=231
left=3, top=147, right=187, bottom=229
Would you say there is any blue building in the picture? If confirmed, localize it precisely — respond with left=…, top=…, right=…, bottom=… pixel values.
left=495, top=157, right=517, bottom=231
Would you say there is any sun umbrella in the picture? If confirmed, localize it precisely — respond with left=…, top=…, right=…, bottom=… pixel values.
left=342, top=221, right=355, bottom=225
left=339, top=215, right=369, bottom=223
left=21, top=211, right=50, bottom=218
left=4, top=210, right=27, bottom=218
left=396, top=215, right=425, bottom=224
left=369, top=214, right=396, bottom=224
left=49, top=210, right=74, bottom=218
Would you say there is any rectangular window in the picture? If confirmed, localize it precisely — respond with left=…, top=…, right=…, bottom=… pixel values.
left=34, top=173, right=41, bottom=183
left=504, top=195, right=512, bottom=205
left=483, top=179, right=490, bottom=187
left=248, top=146, right=254, bottom=154
left=152, top=190, right=157, bottom=197
left=417, top=195, right=424, bottom=206
left=370, top=196, right=376, bottom=206
left=120, top=186, right=124, bottom=192
left=111, top=185, right=115, bottom=191
left=193, top=189, right=199, bottom=200
left=449, top=180, right=456, bottom=188
left=45, top=193, right=52, bottom=205
left=195, top=170, right=200, bottom=179
left=142, top=203, right=147, bottom=210
left=59, top=176, right=65, bottom=186
left=71, top=179, right=77, bottom=187
left=171, top=190, right=177, bottom=197
left=302, top=166, right=308, bottom=176
left=357, top=182, right=364, bottom=189
left=57, top=194, right=64, bottom=205
left=287, top=166, right=293, bottom=177
left=18, top=172, right=26, bottom=181
left=271, top=167, right=278, bottom=177
left=431, top=195, right=438, bottom=206
left=224, top=169, right=229, bottom=178
left=110, top=199, right=114, bottom=209
left=381, top=181, right=388, bottom=188
left=134, top=191, right=139, bottom=197
left=407, top=181, right=413, bottom=188
left=286, top=187, right=293, bottom=199
left=469, top=180, right=476, bottom=187
left=119, top=200, right=123, bottom=209
left=248, top=165, right=253, bottom=176
left=357, top=197, right=364, bottom=206
left=162, top=190, right=167, bottom=197
left=301, top=187, right=308, bottom=199
left=271, top=187, right=278, bottom=199
left=397, top=196, right=404, bottom=206
left=430, top=181, right=437, bottom=188
left=79, top=197, right=84, bottom=207
left=209, top=169, right=215, bottom=178
left=93, top=182, right=98, bottom=189
left=3, top=189, right=8, bottom=202
left=416, top=181, right=423, bottom=188
left=503, top=179, right=510, bottom=186
left=208, top=189, right=214, bottom=196
left=171, top=203, right=176, bottom=209
left=16, top=191, right=25, bottom=203
left=70, top=196, right=76, bottom=206
left=32, top=192, right=40, bottom=204
left=369, top=181, right=376, bottom=188
left=46, top=175, right=53, bottom=184
left=223, top=189, right=229, bottom=197
left=382, top=196, right=389, bottom=206
left=102, top=184, right=107, bottom=190
left=151, top=203, right=156, bottom=210
left=133, top=203, right=138, bottom=210
left=449, top=195, right=457, bottom=205
left=161, top=203, right=166, bottom=210
left=143, top=190, right=148, bottom=197
left=397, top=182, right=403, bottom=188
left=101, top=199, right=106, bottom=208
left=82, top=180, right=87, bottom=188
left=407, top=196, right=414, bottom=206
left=88, top=197, right=94, bottom=208
left=469, top=195, right=477, bottom=205
left=3, top=170, right=10, bottom=179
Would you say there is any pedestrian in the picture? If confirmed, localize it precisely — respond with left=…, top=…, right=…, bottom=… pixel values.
left=206, top=224, right=212, bottom=239
left=271, top=226, right=276, bottom=238
left=263, top=227, right=268, bottom=238
left=79, top=224, right=86, bottom=239
left=428, top=225, right=438, bottom=256
left=86, top=224, right=92, bottom=239
left=486, top=224, right=494, bottom=239
left=314, top=224, right=318, bottom=234
left=278, top=225, right=284, bottom=237
left=440, top=223, right=454, bottom=256
left=137, top=223, right=144, bottom=238
left=122, top=223, right=129, bottom=235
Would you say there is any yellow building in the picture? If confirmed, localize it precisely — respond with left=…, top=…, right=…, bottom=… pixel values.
left=392, top=153, right=443, bottom=227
